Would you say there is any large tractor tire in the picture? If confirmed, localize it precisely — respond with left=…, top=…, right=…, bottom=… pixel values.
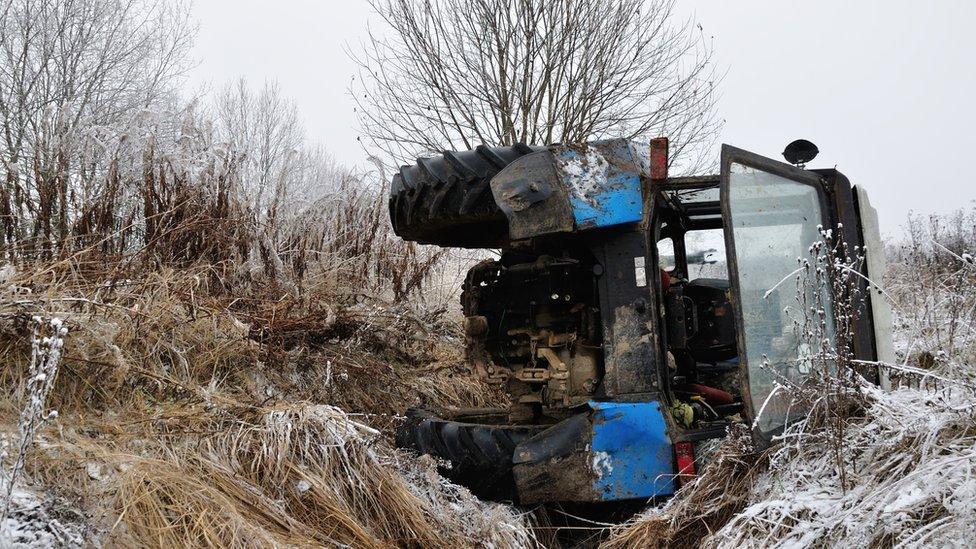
left=389, top=143, right=542, bottom=248
left=395, top=409, right=547, bottom=502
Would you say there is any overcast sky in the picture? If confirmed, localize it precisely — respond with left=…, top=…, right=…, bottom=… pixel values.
left=186, top=0, right=976, bottom=236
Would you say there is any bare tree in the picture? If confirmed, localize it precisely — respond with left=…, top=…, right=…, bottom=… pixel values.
left=0, top=0, right=195, bottom=245
left=215, top=79, right=304, bottom=219
left=354, top=0, right=721, bottom=171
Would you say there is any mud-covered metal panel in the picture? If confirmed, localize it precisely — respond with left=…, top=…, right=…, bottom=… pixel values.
left=489, top=139, right=649, bottom=240
left=589, top=229, right=660, bottom=397
left=511, top=414, right=597, bottom=503
left=553, top=139, right=647, bottom=231
left=489, top=150, right=575, bottom=240
left=512, top=400, right=675, bottom=503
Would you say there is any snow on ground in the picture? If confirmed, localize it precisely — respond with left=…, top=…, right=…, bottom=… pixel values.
left=0, top=483, right=90, bottom=548
left=709, top=381, right=976, bottom=547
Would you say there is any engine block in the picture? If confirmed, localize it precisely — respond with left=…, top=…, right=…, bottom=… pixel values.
left=462, top=250, right=603, bottom=421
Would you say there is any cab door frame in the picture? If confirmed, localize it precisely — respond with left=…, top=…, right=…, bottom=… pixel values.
left=719, top=144, right=836, bottom=440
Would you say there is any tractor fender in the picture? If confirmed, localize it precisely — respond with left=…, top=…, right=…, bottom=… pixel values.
left=490, top=139, right=649, bottom=240
left=512, top=400, right=676, bottom=504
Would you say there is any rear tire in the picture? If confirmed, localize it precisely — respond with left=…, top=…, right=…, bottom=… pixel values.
left=396, top=409, right=547, bottom=502
left=389, top=144, right=541, bottom=248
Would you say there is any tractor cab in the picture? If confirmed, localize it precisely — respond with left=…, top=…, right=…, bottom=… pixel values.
left=657, top=145, right=891, bottom=440
left=391, top=138, right=893, bottom=504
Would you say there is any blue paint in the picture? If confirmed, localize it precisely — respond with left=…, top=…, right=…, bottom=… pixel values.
left=553, top=144, right=644, bottom=231
left=589, top=400, right=675, bottom=500
left=568, top=174, right=643, bottom=229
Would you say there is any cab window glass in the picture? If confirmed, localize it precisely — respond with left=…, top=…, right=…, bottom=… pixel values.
left=684, top=228, right=727, bottom=280
left=657, top=238, right=675, bottom=271
left=727, top=162, right=835, bottom=434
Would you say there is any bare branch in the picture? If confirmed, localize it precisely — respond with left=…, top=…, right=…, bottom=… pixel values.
left=353, top=0, right=722, bottom=171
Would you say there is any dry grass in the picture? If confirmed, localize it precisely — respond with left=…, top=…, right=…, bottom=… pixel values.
left=0, top=255, right=528, bottom=548
left=100, top=404, right=515, bottom=547
left=602, top=425, right=765, bottom=549
left=28, top=400, right=534, bottom=548
left=0, top=258, right=491, bottom=415
left=0, top=99, right=514, bottom=546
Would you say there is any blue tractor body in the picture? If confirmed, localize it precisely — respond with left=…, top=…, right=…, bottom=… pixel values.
left=391, top=138, right=890, bottom=504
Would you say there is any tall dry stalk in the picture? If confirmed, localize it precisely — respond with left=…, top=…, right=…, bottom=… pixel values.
left=1, top=317, right=66, bottom=524
left=764, top=225, right=868, bottom=492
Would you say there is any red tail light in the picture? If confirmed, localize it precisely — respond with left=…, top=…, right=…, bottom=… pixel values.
left=674, top=441, right=696, bottom=487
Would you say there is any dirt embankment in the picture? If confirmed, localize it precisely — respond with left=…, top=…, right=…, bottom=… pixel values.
left=0, top=260, right=533, bottom=547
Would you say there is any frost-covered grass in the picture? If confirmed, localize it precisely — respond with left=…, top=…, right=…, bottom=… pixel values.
left=608, top=377, right=976, bottom=547
left=0, top=484, right=89, bottom=548
left=887, top=208, right=976, bottom=382
left=710, top=381, right=976, bottom=547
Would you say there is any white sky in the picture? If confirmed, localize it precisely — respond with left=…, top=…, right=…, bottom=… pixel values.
left=186, top=0, right=976, bottom=236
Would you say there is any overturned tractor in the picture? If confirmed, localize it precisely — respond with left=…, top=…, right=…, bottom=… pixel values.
left=391, top=138, right=893, bottom=504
